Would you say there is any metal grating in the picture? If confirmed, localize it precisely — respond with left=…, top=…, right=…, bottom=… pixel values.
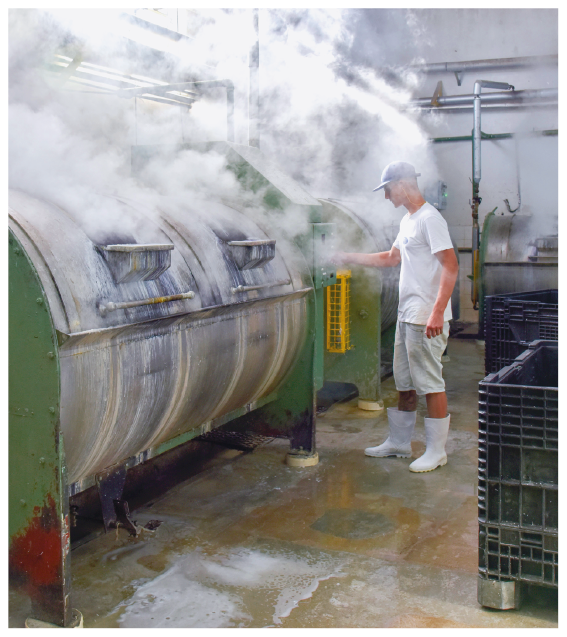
left=326, top=269, right=352, bottom=353
left=196, top=429, right=275, bottom=452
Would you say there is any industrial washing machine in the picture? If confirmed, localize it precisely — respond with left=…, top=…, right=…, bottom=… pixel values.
left=9, top=142, right=402, bottom=626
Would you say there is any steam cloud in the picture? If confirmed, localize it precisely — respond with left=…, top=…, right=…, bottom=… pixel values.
left=259, top=8, right=438, bottom=200
left=9, top=7, right=441, bottom=238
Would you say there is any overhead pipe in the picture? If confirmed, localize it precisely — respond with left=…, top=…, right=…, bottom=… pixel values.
left=410, top=54, right=557, bottom=73
left=408, top=87, right=557, bottom=109
left=412, top=103, right=558, bottom=114
left=406, top=54, right=557, bottom=85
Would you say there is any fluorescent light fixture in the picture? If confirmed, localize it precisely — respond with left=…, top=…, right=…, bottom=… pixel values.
left=66, top=76, right=120, bottom=91
left=130, top=74, right=169, bottom=86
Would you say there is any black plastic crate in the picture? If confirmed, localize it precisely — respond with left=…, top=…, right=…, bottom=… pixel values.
left=478, top=341, right=558, bottom=588
left=479, top=523, right=558, bottom=586
left=484, top=289, right=558, bottom=375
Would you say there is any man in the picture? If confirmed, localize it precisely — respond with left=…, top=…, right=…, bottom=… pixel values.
left=331, top=161, right=459, bottom=472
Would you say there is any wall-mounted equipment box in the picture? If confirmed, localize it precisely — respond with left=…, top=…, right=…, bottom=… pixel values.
left=424, top=181, right=448, bottom=211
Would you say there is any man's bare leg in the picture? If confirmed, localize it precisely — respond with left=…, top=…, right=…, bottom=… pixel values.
left=398, top=390, right=418, bottom=412
left=425, top=392, right=447, bottom=419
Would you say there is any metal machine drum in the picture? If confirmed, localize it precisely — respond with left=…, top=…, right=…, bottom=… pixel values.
left=9, top=188, right=312, bottom=486
left=479, top=211, right=558, bottom=322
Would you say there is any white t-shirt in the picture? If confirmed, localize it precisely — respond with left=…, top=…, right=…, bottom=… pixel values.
left=393, top=202, right=454, bottom=324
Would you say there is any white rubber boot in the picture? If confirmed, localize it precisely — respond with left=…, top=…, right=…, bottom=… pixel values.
left=409, top=415, right=450, bottom=472
left=365, top=408, right=416, bottom=458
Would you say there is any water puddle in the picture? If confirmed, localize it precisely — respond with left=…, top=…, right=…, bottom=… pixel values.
left=311, top=508, right=396, bottom=539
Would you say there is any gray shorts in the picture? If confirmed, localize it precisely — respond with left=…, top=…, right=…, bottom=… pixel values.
left=393, top=320, right=449, bottom=396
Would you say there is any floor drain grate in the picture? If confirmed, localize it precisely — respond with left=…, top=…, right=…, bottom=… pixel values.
left=196, top=430, right=275, bottom=452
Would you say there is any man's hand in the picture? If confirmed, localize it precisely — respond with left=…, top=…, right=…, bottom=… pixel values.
left=425, top=308, right=445, bottom=339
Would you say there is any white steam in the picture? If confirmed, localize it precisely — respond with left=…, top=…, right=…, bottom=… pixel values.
left=258, top=9, right=439, bottom=199
left=9, top=8, right=439, bottom=239
left=9, top=9, right=248, bottom=243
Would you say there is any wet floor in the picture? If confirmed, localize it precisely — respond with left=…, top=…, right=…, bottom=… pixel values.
left=9, top=338, right=558, bottom=627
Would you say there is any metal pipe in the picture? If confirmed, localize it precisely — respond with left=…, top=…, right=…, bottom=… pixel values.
left=248, top=8, right=260, bottom=148
left=474, top=80, right=515, bottom=94
left=407, top=54, right=557, bottom=75
left=409, top=87, right=556, bottom=109
left=430, top=134, right=474, bottom=143
left=414, top=103, right=558, bottom=113
left=471, top=80, right=514, bottom=308
left=231, top=279, right=291, bottom=294
left=98, top=291, right=195, bottom=316
left=473, top=81, right=514, bottom=185
left=473, top=98, right=482, bottom=184
left=226, top=85, right=235, bottom=143
left=504, top=136, right=522, bottom=213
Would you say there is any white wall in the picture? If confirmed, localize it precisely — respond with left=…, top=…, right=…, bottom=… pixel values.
left=409, top=9, right=558, bottom=322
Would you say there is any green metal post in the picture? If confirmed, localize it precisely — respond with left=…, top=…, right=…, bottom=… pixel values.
left=9, top=230, right=72, bottom=626
left=312, top=222, right=336, bottom=390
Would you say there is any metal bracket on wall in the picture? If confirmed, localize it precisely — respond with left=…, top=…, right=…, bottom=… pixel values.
left=454, top=71, right=463, bottom=86
left=431, top=81, right=444, bottom=106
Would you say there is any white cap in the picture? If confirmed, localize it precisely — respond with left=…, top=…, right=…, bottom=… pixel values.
left=373, top=161, right=421, bottom=192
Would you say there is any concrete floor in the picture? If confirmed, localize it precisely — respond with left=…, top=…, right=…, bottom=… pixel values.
left=9, top=337, right=558, bottom=628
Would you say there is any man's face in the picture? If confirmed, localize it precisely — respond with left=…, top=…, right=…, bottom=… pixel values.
left=384, top=181, right=405, bottom=208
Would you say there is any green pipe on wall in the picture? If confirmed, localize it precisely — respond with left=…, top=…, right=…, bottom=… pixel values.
left=429, top=129, right=558, bottom=143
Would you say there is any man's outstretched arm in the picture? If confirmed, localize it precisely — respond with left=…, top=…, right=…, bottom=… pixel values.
left=331, top=245, right=401, bottom=268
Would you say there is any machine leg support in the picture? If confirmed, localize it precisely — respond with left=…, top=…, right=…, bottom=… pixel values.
left=286, top=451, right=319, bottom=467
left=111, top=500, right=139, bottom=537
left=358, top=399, right=384, bottom=411
left=95, top=464, right=140, bottom=536
left=287, top=407, right=318, bottom=466
left=95, top=465, right=128, bottom=533
left=25, top=609, right=84, bottom=628
left=477, top=577, right=520, bottom=610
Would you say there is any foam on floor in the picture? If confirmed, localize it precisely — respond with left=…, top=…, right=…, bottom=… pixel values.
left=116, top=546, right=347, bottom=628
